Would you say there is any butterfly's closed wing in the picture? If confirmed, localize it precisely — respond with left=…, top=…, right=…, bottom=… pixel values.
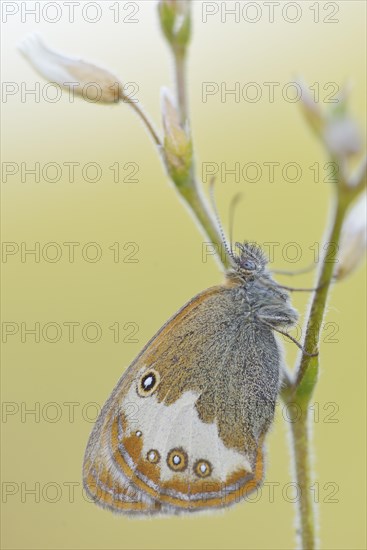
left=83, top=284, right=281, bottom=513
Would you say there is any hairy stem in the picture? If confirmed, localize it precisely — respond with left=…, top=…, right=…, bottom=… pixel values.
left=283, top=188, right=353, bottom=549
left=294, top=192, right=350, bottom=400
left=290, top=411, right=315, bottom=550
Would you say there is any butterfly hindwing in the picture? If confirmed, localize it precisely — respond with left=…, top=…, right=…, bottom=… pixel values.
left=83, top=284, right=280, bottom=513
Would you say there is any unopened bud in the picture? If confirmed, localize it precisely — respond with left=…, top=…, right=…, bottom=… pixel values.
left=19, top=34, right=122, bottom=103
left=161, top=88, right=192, bottom=186
left=323, top=115, right=362, bottom=159
left=335, top=192, right=367, bottom=280
left=158, top=0, right=191, bottom=55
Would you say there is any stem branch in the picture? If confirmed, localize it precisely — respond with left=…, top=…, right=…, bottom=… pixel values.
left=121, top=93, right=162, bottom=147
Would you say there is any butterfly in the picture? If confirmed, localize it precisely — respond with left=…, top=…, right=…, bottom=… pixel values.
left=83, top=241, right=299, bottom=515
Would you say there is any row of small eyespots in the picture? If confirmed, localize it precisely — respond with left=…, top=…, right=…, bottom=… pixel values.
left=136, top=439, right=212, bottom=478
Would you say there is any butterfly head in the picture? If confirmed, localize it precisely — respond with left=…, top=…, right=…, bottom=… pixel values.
left=232, top=241, right=268, bottom=279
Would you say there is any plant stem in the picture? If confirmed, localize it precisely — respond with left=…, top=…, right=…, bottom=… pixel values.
left=170, top=42, right=232, bottom=268
left=174, top=51, right=188, bottom=125
left=283, top=188, right=352, bottom=550
left=121, top=93, right=162, bottom=147
left=294, top=192, right=350, bottom=400
left=290, top=410, right=315, bottom=550
left=180, top=179, right=232, bottom=269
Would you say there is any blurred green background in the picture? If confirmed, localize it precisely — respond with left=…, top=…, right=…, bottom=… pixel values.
left=1, top=1, right=366, bottom=549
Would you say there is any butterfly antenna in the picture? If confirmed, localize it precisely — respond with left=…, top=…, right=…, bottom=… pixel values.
left=228, top=192, right=243, bottom=254
left=209, top=177, right=236, bottom=265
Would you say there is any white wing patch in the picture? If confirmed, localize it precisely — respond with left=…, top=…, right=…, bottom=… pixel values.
left=120, top=383, right=252, bottom=482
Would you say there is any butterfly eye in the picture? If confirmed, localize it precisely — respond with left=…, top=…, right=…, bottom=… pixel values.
left=167, top=448, right=188, bottom=472
left=242, top=259, right=256, bottom=271
left=194, top=459, right=212, bottom=478
left=137, top=369, right=160, bottom=397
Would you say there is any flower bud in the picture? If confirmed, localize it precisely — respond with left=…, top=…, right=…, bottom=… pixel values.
left=19, top=34, right=122, bottom=103
left=322, top=85, right=362, bottom=159
left=335, top=192, right=367, bottom=280
left=161, top=88, right=192, bottom=186
left=323, top=115, right=362, bottom=159
left=158, top=1, right=191, bottom=55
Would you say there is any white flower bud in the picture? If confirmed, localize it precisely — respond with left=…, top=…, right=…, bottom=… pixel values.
left=19, top=34, right=122, bottom=103
left=323, top=115, right=362, bottom=159
left=335, top=192, right=367, bottom=279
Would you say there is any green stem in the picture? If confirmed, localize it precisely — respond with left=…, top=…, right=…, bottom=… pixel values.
left=174, top=51, right=188, bottom=125
left=294, top=192, right=350, bottom=401
left=290, top=410, right=316, bottom=550
left=284, top=188, right=353, bottom=550
left=170, top=41, right=231, bottom=268
left=179, top=180, right=232, bottom=269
